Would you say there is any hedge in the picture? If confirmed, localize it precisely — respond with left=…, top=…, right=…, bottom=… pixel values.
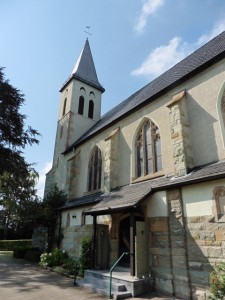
left=0, top=240, right=32, bottom=251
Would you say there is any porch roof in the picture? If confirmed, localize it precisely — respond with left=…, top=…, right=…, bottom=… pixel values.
left=59, top=192, right=102, bottom=211
left=84, top=160, right=225, bottom=215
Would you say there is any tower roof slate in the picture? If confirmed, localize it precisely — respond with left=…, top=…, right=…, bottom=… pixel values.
left=60, top=39, right=105, bottom=92
left=64, top=31, right=225, bottom=154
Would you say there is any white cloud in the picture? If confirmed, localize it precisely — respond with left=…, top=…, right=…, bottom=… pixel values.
left=131, top=37, right=190, bottom=78
left=134, top=0, right=165, bottom=34
left=36, top=161, right=52, bottom=198
left=131, top=18, right=225, bottom=79
left=197, top=18, right=225, bottom=46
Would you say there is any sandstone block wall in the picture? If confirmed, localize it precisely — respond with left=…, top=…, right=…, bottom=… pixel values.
left=60, top=224, right=92, bottom=258
left=148, top=214, right=225, bottom=299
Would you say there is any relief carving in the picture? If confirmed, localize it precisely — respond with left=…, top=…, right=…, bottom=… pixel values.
left=213, top=186, right=225, bottom=222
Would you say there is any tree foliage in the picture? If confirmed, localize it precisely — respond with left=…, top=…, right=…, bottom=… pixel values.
left=0, top=67, right=40, bottom=239
left=42, top=185, right=67, bottom=251
left=0, top=67, right=39, bottom=175
left=0, top=68, right=67, bottom=244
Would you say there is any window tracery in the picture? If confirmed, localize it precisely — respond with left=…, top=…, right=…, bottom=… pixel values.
left=88, top=146, right=102, bottom=192
left=136, top=119, right=162, bottom=178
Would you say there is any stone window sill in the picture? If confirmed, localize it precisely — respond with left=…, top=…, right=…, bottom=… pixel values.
left=132, top=171, right=165, bottom=184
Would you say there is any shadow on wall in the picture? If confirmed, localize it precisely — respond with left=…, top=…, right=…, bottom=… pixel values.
left=187, top=94, right=219, bottom=166
left=148, top=187, right=223, bottom=300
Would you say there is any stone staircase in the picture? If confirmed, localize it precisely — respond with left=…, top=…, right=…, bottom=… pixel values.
left=75, top=268, right=153, bottom=299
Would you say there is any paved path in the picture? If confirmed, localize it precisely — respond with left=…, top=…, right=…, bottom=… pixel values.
left=0, top=251, right=174, bottom=300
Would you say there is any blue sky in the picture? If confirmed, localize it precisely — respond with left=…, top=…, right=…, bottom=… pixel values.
left=1, top=0, right=225, bottom=197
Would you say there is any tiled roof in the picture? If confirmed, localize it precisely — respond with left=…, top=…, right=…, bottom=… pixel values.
left=64, top=31, right=225, bottom=153
left=84, top=160, right=225, bottom=215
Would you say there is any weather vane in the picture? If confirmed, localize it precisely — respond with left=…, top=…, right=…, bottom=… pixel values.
left=84, top=25, right=92, bottom=36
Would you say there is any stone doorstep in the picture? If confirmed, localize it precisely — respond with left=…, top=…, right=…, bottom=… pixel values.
left=76, top=277, right=132, bottom=299
left=76, top=269, right=153, bottom=299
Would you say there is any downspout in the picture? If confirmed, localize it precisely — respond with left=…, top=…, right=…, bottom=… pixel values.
left=130, top=211, right=135, bottom=276
left=180, top=187, right=193, bottom=299
left=92, top=215, right=97, bottom=269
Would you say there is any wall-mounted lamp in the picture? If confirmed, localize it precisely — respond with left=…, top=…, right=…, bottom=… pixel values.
left=72, top=214, right=76, bottom=219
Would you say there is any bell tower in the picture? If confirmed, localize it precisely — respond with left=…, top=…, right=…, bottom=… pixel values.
left=52, top=39, right=105, bottom=169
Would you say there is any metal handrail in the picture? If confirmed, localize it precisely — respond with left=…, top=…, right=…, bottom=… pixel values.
left=73, top=247, right=91, bottom=286
left=109, top=252, right=132, bottom=299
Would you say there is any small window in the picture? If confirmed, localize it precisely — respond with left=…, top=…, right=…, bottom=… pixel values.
left=78, top=96, right=84, bottom=115
left=88, top=146, right=102, bottom=192
left=88, top=100, right=94, bottom=119
left=62, top=98, right=67, bottom=116
left=80, top=87, right=86, bottom=94
left=136, top=119, right=162, bottom=178
left=66, top=213, right=70, bottom=227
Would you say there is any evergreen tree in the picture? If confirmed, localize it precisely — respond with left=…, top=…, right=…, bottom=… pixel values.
left=42, top=185, right=67, bottom=251
left=0, top=67, right=40, bottom=239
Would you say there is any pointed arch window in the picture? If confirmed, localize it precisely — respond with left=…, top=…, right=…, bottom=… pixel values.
left=78, top=96, right=84, bottom=115
left=62, top=98, right=67, bottom=116
left=136, top=120, right=162, bottom=178
left=221, top=92, right=225, bottom=141
left=88, top=100, right=94, bottom=119
left=217, top=85, right=225, bottom=147
left=88, top=146, right=102, bottom=192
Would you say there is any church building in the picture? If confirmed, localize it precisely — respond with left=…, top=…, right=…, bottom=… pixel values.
left=45, top=31, right=225, bottom=299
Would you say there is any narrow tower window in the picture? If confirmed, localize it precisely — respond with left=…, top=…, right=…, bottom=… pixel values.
left=78, top=96, right=84, bottom=115
left=88, top=100, right=94, bottom=119
left=62, top=98, right=67, bottom=116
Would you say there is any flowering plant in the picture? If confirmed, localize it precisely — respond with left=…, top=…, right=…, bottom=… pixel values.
left=210, top=262, right=225, bottom=299
left=39, top=248, right=69, bottom=267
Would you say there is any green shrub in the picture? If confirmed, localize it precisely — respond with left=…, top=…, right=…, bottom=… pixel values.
left=62, top=256, right=76, bottom=275
left=39, top=248, right=69, bottom=268
left=39, top=252, right=49, bottom=267
left=77, top=236, right=92, bottom=277
left=210, top=262, right=225, bottom=299
left=0, top=240, right=32, bottom=251
left=39, top=239, right=92, bottom=277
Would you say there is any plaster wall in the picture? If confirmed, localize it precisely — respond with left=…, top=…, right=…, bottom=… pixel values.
left=61, top=208, right=110, bottom=227
left=61, top=208, right=93, bottom=227
left=145, top=191, right=168, bottom=218
left=183, top=61, right=225, bottom=165
left=182, top=179, right=225, bottom=217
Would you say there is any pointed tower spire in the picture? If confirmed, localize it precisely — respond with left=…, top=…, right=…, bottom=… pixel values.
left=61, top=39, right=104, bottom=92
